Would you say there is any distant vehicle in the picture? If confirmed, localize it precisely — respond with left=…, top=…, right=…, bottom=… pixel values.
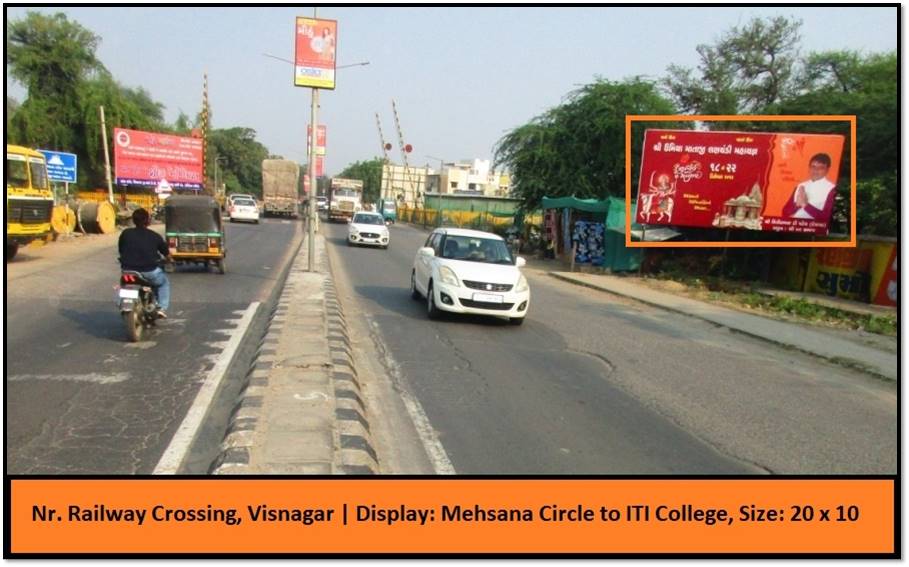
left=228, top=193, right=255, bottom=205
left=411, top=228, right=529, bottom=325
left=261, top=160, right=300, bottom=218
left=229, top=198, right=260, bottom=224
left=328, top=178, right=363, bottom=222
left=377, top=198, right=396, bottom=224
left=317, top=196, right=328, bottom=212
left=6, top=145, right=54, bottom=260
left=348, top=211, right=389, bottom=249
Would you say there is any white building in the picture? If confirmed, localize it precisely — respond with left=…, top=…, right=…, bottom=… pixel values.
left=381, top=158, right=511, bottom=206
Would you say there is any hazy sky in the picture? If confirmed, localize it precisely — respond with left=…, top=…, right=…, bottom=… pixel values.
left=6, top=5, right=898, bottom=177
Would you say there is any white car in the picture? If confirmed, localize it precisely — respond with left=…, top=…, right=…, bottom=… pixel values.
left=410, top=228, right=529, bottom=325
left=228, top=193, right=255, bottom=205
left=348, top=211, right=390, bottom=248
left=229, top=198, right=260, bottom=223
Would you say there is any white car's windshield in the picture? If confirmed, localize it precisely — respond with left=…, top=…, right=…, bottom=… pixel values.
left=235, top=199, right=256, bottom=207
left=353, top=214, right=383, bottom=225
left=441, top=235, right=513, bottom=265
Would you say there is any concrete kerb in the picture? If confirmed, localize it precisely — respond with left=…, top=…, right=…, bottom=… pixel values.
left=548, top=272, right=896, bottom=382
left=211, top=229, right=379, bottom=474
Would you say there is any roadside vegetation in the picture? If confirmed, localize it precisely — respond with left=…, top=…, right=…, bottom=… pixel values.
left=495, top=15, right=896, bottom=238
left=6, top=11, right=273, bottom=197
left=640, top=272, right=896, bottom=337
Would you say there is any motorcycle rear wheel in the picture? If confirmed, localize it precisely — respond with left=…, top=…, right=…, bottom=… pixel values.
left=123, top=310, right=143, bottom=342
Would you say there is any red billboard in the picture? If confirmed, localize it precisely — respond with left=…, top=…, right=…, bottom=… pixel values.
left=307, top=124, right=327, bottom=156
left=294, top=17, right=337, bottom=90
left=636, top=129, right=844, bottom=235
left=113, top=128, right=204, bottom=189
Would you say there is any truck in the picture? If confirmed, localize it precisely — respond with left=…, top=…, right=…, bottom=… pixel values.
left=261, top=159, right=300, bottom=218
left=6, top=145, right=54, bottom=260
left=328, top=178, right=363, bottom=222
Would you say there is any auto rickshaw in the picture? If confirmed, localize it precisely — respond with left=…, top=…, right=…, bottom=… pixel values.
left=164, top=194, right=226, bottom=274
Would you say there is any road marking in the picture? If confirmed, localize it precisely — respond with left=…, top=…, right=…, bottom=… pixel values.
left=369, top=319, right=456, bottom=475
left=153, top=302, right=261, bottom=475
left=8, top=373, right=129, bottom=384
left=294, top=392, right=330, bottom=401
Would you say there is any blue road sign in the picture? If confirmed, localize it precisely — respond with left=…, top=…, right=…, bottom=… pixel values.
left=38, top=149, right=78, bottom=183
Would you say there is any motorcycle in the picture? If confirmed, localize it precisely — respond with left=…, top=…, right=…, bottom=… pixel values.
left=117, top=270, right=160, bottom=342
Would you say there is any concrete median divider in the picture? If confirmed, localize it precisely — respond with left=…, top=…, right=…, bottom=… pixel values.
left=210, top=231, right=379, bottom=475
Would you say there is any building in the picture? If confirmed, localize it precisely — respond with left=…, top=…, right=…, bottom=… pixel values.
left=381, top=163, right=432, bottom=206
left=426, top=159, right=511, bottom=198
left=381, top=158, right=511, bottom=206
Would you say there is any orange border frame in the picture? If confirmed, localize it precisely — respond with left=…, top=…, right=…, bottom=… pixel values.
left=624, top=115, right=857, bottom=248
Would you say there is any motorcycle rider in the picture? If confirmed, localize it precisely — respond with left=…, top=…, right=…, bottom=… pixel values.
left=118, top=208, right=171, bottom=318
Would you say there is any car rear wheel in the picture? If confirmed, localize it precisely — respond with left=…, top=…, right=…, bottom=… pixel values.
left=411, top=271, right=421, bottom=300
left=427, top=281, right=441, bottom=319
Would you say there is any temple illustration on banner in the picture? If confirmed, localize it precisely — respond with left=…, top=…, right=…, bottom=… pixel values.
left=712, top=181, right=764, bottom=230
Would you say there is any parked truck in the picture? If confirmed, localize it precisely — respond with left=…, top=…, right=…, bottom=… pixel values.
left=6, top=145, right=54, bottom=260
left=261, top=159, right=300, bottom=218
left=328, top=178, right=363, bottom=222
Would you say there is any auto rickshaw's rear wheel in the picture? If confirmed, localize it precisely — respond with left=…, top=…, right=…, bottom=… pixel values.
left=217, top=259, right=226, bottom=274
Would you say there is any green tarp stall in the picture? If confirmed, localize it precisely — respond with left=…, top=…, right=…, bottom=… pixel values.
left=541, top=196, right=610, bottom=217
left=541, top=195, right=642, bottom=272
left=603, top=196, right=643, bottom=272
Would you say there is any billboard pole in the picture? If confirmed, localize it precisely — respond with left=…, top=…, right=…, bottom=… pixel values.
left=307, top=6, right=319, bottom=272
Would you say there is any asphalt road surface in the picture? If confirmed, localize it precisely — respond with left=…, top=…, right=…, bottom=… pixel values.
left=6, top=217, right=301, bottom=474
left=324, top=221, right=896, bottom=475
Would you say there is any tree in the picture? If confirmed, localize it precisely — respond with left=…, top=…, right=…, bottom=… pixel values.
left=76, top=73, right=172, bottom=186
left=664, top=16, right=802, bottom=114
left=209, top=127, right=270, bottom=198
left=6, top=96, right=19, bottom=131
left=495, top=77, right=680, bottom=211
left=780, top=50, right=897, bottom=236
left=7, top=12, right=103, bottom=151
left=337, top=158, right=384, bottom=203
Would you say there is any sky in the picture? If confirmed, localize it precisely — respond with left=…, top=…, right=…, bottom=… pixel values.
left=5, top=5, right=899, bottom=177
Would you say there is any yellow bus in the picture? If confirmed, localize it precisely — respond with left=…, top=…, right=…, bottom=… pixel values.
left=6, top=145, right=54, bottom=260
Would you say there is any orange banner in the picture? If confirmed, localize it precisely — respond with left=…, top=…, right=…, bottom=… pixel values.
left=8, top=479, right=894, bottom=555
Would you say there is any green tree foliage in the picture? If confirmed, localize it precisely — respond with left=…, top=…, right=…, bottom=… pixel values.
left=6, top=11, right=274, bottom=194
left=6, top=96, right=19, bottom=132
left=76, top=73, right=173, bottom=186
left=209, top=128, right=270, bottom=198
left=337, top=158, right=384, bottom=203
left=780, top=50, right=897, bottom=236
left=7, top=12, right=104, bottom=153
left=6, top=12, right=102, bottom=98
left=664, top=16, right=802, bottom=114
left=494, top=77, right=679, bottom=211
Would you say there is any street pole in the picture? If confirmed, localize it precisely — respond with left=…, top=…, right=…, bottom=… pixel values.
left=307, top=6, right=319, bottom=272
left=99, top=105, right=114, bottom=205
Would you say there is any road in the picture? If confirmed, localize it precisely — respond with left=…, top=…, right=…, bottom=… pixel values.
left=324, top=221, right=897, bottom=474
left=6, top=218, right=301, bottom=474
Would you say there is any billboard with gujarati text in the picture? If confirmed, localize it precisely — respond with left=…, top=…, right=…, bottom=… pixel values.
left=295, top=17, right=337, bottom=89
left=113, top=128, right=203, bottom=189
left=636, top=129, right=844, bottom=236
